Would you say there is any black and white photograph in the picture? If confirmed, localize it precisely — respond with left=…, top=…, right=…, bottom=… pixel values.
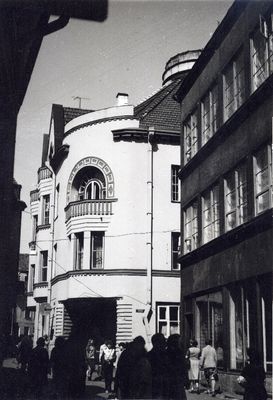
left=0, top=0, right=272, bottom=399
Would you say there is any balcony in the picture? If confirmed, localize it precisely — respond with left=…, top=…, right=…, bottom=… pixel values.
left=38, top=166, right=52, bottom=182
left=65, top=199, right=114, bottom=221
left=65, top=199, right=116, bottom=235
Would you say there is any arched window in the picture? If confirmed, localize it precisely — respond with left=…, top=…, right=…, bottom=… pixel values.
left=78, top=178, right=105, bottom=200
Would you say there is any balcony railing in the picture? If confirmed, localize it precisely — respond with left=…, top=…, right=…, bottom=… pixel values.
left=30, top=189, right=39, bottom=202
left=38, top=166, right=52, bottom=182
left=65, top=199, right=113, bottom=221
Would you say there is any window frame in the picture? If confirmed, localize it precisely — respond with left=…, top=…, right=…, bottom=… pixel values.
left=156, top=303, right=180, bottom=338
left=201, top=84, right=218, bottom=145
left=184, top=200, right=198, bottom=254
left=42, top=195, right=50, bottom=225
left=224, top=162, right=248, bottom=231
left=223, top=50, right=245, bottom=122
left=171, top=165, right=180, bottom=202
left=250, top=11, right=273, bottom=92
left=171, top=232, right=180, bottom=270
left=75, top=232, right=84, bottom=270
left=184, top=109, right=198, bottom=164
left=40, top=251, right=48, bottom=282
left=202, top=184, right=220, bottom=244
left=254, top=144, right=272, bottom=215
left=91, top=231, right=104, bottom=269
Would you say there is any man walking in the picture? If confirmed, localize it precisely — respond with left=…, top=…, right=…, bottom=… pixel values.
left=200, top=339, right=217, bottom=397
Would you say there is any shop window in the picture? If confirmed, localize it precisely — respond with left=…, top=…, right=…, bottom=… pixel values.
left=223, top=51, right=245, bottom=121
left=251, top=12, right=273, bottom=92
left=157, top=304, right=180, bottom=338
left=42, top=195, right=50, bottom=225
left=260, top=276, right=272, bottom=372
left=202, top=184, right=220, bottom=244
left=184, top=201, right=198, bottom=254
left=229, top=286, right=249, bottom=370
left=225, top=163, right=248, bottom=231
left=171, top=232, right=180, bottom=270
left=75, top=232, right=84, bottom=270
left=254, top=145, right=272, bottom=214
left=171, top=165, right=180, bottom=202
left=184, top=110, right=198, bottom=164
left=195, top=292, right=224, bottom=367
left=201, top=85, right=218, bottom=145
left=91, top=232, right=104, bottom=269
left=40, top=251, right=48, bottom=282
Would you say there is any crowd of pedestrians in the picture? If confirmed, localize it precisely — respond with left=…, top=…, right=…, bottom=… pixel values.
left=1, top=331, right=268, bottom=400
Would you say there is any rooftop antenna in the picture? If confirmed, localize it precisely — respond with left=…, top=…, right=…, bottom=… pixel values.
left=72, top=96, right=90, bottom=109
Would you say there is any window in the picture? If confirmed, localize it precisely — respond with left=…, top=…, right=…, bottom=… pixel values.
left=184, top=110, right=198, bottom=164
left=75, top=232, right=84, bottom=270
left=91, top=232, right=104, bottom=269
left=79, top=179, right=105, bottom=200
left=202, top=185, right=220, bottom=244
left=260, top=276, right=272, bottom=372
left=201, top=85, right=218, bottom=145
left=229, top=286, right=250, bottom=370
left=254, top=145, right=272, bottom=214
left=171, top=165, right=180, bottom=202
left=55, top=184, right=60, bottom=219
left=224, top=51, right=245, bottom=121
left=196, top=291, right=224, bottom=367
left=184, top=201, right=198, bottom=254
left=251, top=12, right=273, bottom=92
left=32, top=215, right=38, bottom=241
left=171, top=232, right=180, bottom=270
left=42, top=195, right=50, bottom=225
left=28, top=264, right=35, bottom=292
left=40, top=251, right=48, bottom=282
left=157, top=304, right=180, bottom=338
left=225, top=164, right=248, bottom=231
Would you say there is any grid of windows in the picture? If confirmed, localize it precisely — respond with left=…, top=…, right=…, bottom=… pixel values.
left=225, top=163, right=248, bottom=230
left=201, top=85, right=218, bottom=145
left=182, top=146, right=271, bottom=255
left=171, top=232, right=180, bottom=270
left=184, top=111, right=198, bottom=164
left=202, top=185, right=220, bottom=244
left=224, top=52, right=245, bottom=121
left=171, top=165, right=180, bottom=202
left=251, top=13, right=273, bottom=92
left=254, top=145, right=272, bottom=214
left=157, top=304, right=180, bottom=338
left=184, top=201, right=198, bottom=254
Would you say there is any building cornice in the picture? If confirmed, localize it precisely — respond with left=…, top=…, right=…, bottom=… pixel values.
left=112, top=127, right=180, bottom=145
left=51, top=269, right=180, bottom=286
left=64, top=115, right=136, bottom=138
left=178, top=209, right=272, bottom=268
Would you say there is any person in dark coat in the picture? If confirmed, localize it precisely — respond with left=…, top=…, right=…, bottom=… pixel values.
left=50, top=336, right=68, bottom=399
left=240, top=348, right=267, bottom=400
left=166, top=334, right=188, bottom=400
left=147, top=333, right=168, bottom=399
left=17, top=334, right=33, bottom=372
left=116, top=336, right=152, bottom=399
left=27, top=337, right=49, bottom=399
left=65, top=330, right=86, bottom=399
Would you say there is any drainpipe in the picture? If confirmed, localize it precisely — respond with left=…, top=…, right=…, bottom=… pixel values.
left=143, top=127, right=155, bottom=347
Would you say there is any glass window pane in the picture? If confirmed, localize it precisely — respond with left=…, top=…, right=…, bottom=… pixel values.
left=159, top=307, right=166, bottom=320
left=170, top=306, right=178, bottom=321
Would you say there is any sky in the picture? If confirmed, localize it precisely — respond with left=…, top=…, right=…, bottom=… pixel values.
left=15, top=0, right=233, bottom=252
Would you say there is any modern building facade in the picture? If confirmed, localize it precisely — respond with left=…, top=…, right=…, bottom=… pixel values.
left=27, top=51, right=200, bottom=349
left=175, top=0, right=272, bottom=394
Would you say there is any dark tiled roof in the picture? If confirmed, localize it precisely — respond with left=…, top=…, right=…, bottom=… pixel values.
left=134, top=79, right=182, bottom=131
left=63, top=107, right=93, bottom=125
left=19, top=254, right=29, bottom=272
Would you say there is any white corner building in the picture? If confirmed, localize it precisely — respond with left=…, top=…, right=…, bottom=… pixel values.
left=27, top=51, right=200, bottom=349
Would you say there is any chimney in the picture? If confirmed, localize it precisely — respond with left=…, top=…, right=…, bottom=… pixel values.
left=116, top=92, right=129, bottom=106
